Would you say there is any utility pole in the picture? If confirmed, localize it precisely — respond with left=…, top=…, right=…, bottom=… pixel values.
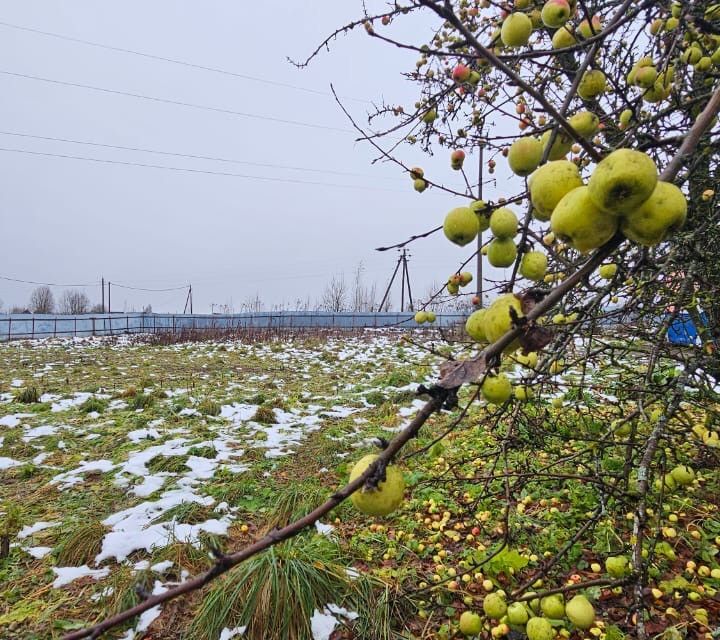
left=401, top=250, right=414, bottom=311
left=379, top=248, right=414, bottom=312
left=101, top=277, right=105, bottom=313
left=476, top=144, right=485, bottom=307
left=183, top=285, right=194, bottom=314
left=107, top=281, right=111, bottom=314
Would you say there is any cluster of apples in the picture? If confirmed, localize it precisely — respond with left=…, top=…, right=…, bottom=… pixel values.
left=626, top=57, right=673, bottom=104
left=465, top=294, right=533, bottom=403
left=410, top=166, right=428, bottom=193
left=655, top=464, right=696, bottom=493
left=507, top=110, right=599, bottom=173
left=447, top=270, right=474, bottom=296
left=494, top=0, right=599, bottom=50
left=539, top=149, right=687, bottom=251
left=665, top=3, right=720, bottom=76
left=414, top=309, right=437, bottom=324
left=459, top=591, right=595, bottom=639
left=692, top=422, right=720, bottom=448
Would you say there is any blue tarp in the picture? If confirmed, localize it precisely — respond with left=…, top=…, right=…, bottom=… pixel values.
left=667, top=311, right=708, bottom=346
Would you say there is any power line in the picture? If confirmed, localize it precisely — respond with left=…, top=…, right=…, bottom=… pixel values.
left=0, top=274, right=97, bottom=287
left=0, top=19, right=371, bottom=104
left=0, top=70, right=353, bottom=134
left=110, top=282, right=189, bottom=292
left=0, top=146, right=404, bottom=191
left=0, top=130, right=394, bottom=180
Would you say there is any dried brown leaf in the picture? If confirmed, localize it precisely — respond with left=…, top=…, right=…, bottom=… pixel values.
left=518, top=323, right=554, bottom=353
left=437, top=355, right=487, bottom=389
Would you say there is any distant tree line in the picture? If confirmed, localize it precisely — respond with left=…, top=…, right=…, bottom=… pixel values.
left=4, top=286, right=102, bottom=315
left=1, top=264, right=469, bottom=315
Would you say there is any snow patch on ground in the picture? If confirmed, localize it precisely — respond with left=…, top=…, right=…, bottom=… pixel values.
left=51, top=392, right=106, bottom=412
left=17, top=520, right=59, bottom=539
left=0, top=413, right=33, bottom=427
left=52, top=565, right=110, bottom=587
left=50, top=459, right=115, bottom=489
left=311, top=604, right=358, bottom=640
left=127, top=428, right=162, bottom=443
left=96, top=486, right=229, bottom=562
left=22, top=424, right=60, bottom=441
left=220, top=403, right=259, bottom=422
left=0, top=456, right=22, bottom=470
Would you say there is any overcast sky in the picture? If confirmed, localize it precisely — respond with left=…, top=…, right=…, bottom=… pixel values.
left=0, top=1, right=511, bottom=313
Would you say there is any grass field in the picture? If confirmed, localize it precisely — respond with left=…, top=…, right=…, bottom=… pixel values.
left=0, top=331, right=718, bottom=639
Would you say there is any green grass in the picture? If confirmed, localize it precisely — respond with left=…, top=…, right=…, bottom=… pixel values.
left=190, top=534, right=351, bottom=640
left=198, top=398, right=221, bottom=416
left=130, top=392, right=154, bottom=410
left=264, top=482, right=328, bottom=531
left=252, top=404, right=276, bottom=424
left=186, top=445, right=218, bottom=459
left=146, top=455, right=188, bottom=474
left=14, top=387, right=40, bottom=404
left=150, top=502, right=213, bottom=526
left=54, top=521, right=107, bottom=566
left=79, top=397, right=107, bottom=414
left=0, top=502, right=24, bottom=560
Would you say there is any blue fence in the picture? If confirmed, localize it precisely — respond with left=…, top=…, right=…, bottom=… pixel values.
left=0, top=312, right=467, bottom=342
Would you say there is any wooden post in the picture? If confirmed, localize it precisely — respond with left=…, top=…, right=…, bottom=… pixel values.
left=476, top=145, right=484, bottom=306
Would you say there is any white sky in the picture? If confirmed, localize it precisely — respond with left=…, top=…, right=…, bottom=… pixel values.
left=0, top=1, right=512, bottom=312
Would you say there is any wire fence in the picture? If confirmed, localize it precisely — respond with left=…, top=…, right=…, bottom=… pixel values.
left=0, top=312, right=468, bottom=342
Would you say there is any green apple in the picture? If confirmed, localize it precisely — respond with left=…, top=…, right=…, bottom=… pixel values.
left=459, top=611, right=482, bottom=636
left=508, top=136, right=543, bottom=176
left=483, top=592, right=508, bottom=618
left=669, top=465, right=695, bottom=486
left=578, top=69, right=606, bottom=100
left=588, top=149, right=658, bottom=215
left=490, top=207, right=519, bottom=238
left=466, top=308, right=488, bottom=341
left=349, top=454, right=405, bottom=516
left=578, top=15, right=602, bottom=38
left=598, top=263, right=617, bottom=279
left=568, top=110, right=600, bottom=137
left=541, top=0, right=571, bottom=28
left=484, top=293, right=523, bottom=344
left=444, top=207, right=480, bottom=246
left=551, top=186, right=618, bottom=252
left=526, top=617, right=554, bottom=640
left=470, top=199, right=491, bottom=231
left=519, top=251, right=548, bottom=281
left=605, top=555, right=629, bottom=578
left=530, top=159, right=584, bottom=220
left=541, top=129, right=572, bottom=160
left=506, top=602, right=529, bottom=625
left=540, top=594, right=565, bottom=619
left=501, top=12, right=533, bottom=47
left=487, top=238, right=518, bottom=267
left=566, top=594, right=595, bottom=629
left=620, top=181, right=687, bottom=246
left=414, top=178, right=428, bottom=192
left=552, top=25, right=576, bottom=48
